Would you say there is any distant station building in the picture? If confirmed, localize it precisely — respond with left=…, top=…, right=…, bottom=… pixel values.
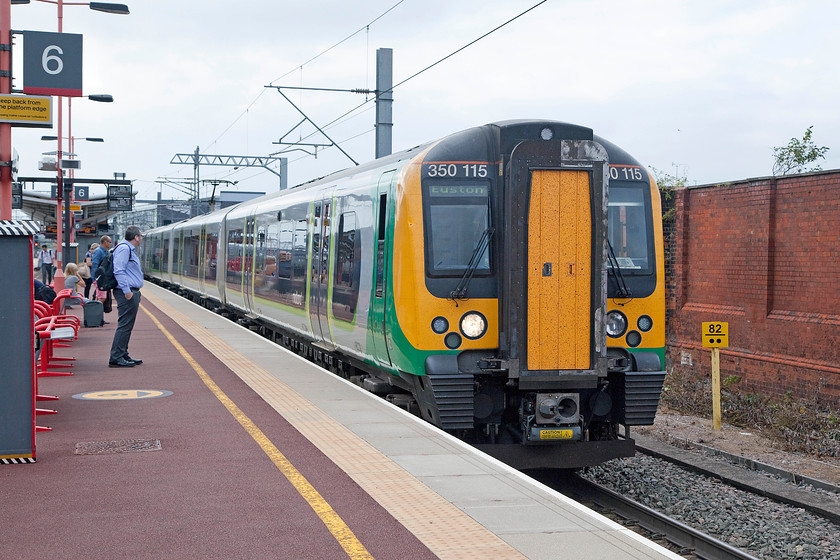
left=110, top=191, right=266, bottom=234
left=218, top=191, right=265, bottom=209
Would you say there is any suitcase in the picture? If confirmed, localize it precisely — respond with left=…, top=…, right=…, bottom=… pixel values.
left=83, top=300, right=104, bottom=327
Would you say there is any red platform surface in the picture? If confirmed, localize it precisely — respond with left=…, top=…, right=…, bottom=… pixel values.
left=1, top=299, right=437, bottom=560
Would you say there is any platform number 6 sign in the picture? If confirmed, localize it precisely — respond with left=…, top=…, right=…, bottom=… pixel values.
left=22, top=31, right=83, bottom=97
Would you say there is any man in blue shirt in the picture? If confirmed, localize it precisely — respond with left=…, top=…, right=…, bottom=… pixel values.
left=91, top=235, right=112, bottom=319
left=91, top=235, right=111, bottom=277
left=109, top=226, right=145, bottom=368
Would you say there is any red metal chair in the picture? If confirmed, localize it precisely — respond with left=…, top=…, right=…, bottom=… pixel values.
left=35, top=316, right=77, bottom=378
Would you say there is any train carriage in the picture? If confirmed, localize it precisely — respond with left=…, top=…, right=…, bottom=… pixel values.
left=143, top=120, right=666, bottom=469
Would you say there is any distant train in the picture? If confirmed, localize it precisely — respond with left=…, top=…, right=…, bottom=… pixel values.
left=142, top=120, right=666, bottom=469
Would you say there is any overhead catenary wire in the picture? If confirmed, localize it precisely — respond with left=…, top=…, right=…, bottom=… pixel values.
left=273, top=0, right=549, bottom=156
left=174, top=0, right=548, bottom=201
left=205, top=0, right=407, bottom=153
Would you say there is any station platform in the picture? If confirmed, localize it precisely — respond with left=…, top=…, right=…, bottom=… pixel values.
left=1, top=283, right=681, bottom=560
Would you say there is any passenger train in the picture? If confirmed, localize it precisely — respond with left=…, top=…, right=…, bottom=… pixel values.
left=142, top=120, right=666, bottom=469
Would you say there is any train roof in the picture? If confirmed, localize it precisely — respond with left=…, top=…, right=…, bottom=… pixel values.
left=146, top=120, right=646, bottom=235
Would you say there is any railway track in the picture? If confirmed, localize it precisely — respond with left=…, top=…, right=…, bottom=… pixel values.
left=633, top=436, right=840, bottom=525
left=556, top=474, right=760, bottom=560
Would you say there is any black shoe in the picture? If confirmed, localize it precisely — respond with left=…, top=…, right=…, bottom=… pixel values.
left=102, top=320, right=110, bottom=325
left=126, top=356, right=143, bottom=365
left=108, top=358, right=135, bottom=368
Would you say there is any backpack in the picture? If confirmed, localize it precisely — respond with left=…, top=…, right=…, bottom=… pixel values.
left=35, top=284, right=57, bottom=304
left=95, top=248, right=119, bottom=291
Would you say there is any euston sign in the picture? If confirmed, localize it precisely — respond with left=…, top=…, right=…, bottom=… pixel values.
left=22, top=31, right=83, bottom=97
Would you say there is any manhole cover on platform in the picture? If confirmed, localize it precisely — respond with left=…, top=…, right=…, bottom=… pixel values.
left=74, top=438, right=162, bottom=455
left=73, top=390, right=173, bottom=400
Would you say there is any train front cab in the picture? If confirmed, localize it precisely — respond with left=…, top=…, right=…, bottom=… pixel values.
left=391, top=122, right=665, bottom=469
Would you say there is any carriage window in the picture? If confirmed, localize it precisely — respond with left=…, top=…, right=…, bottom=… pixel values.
left=334, top=213, right=358, bottom=287
left=183, top=228, right=200, bottom=280
left=608, top=186, right=652, bottom=273
left=161, top=235, right=169, bottom=273
left=425, top=184, right=491, bottom=277
left=333, top=213, right=360, bottom=322
left=204, top=228, right=218, bottom=281
left=226, top=226, right=244, bottom=287
left=292, top=220, right=308, bottom=279
left=277, top=221, right=293, bottom=280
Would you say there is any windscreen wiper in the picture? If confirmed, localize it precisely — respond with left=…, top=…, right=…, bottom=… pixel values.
left=450, top=227, right=494, bottom=302
left=607, top=239, right=632, bottom=298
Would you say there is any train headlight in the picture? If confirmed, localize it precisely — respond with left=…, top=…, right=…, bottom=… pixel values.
left=606, top=311, right=627, bottom=338
left=460, top=312, right=487, bottom=340
left=626, top=330, right=642, bottom=347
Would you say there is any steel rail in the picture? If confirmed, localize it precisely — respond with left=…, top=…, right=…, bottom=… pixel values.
left=565, top=475, right=760, bottom=560
left=634, top=439, right=840, bottom=525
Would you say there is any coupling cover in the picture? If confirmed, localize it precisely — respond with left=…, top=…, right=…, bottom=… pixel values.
left=535, top=393, right=580, bottom=425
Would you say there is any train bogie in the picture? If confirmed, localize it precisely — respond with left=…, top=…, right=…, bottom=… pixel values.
left=143, top=120, right=666, bottom=469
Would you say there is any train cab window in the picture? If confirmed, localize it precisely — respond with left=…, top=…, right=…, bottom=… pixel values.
left=608, top=186, right=653, bottom=274
left=425, top=184, right=491, bottom=277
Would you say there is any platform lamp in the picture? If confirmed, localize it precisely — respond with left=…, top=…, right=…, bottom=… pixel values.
left=41, top=133, right=105, bottom=271
left=9, top=0, right=127, bottom=284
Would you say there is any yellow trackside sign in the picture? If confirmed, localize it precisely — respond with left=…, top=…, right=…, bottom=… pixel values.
left=702, top=322, right=729, bottom=348
left=0, top=94, right=53, bottom=127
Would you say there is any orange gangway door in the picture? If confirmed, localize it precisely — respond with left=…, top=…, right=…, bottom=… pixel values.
left=527, top=170, right=592, bottom=371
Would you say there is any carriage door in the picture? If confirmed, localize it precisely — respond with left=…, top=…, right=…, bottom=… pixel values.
left=308, top=200, right=332, bottom=343
left=527, top=169, right=592, bottom=371
left=243, top=216, right=256, bottom=313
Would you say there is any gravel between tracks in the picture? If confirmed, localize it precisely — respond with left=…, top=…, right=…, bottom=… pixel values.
left=638, top=408, right=840, bottom=485
left=583, top=454, right=840, bottom=560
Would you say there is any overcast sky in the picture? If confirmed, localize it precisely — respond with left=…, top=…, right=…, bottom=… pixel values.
left=9, top=0, right=840, bottom=204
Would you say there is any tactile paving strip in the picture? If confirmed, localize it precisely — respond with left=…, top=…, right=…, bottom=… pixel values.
left=144, top=289, right=525, bottom=560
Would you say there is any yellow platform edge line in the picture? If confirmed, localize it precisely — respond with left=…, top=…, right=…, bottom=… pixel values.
left=142, top=288, right=526, bottom=560
left=140, top=304, right=374, bottom=560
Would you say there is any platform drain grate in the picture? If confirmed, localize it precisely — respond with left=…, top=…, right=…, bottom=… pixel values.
left=74, top=438, right=162, bottom=455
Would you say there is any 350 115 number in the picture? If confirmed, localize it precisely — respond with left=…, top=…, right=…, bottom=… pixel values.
left=609, top=166, right=644, bottom=181
left=426, top=163, right=488, bottom=178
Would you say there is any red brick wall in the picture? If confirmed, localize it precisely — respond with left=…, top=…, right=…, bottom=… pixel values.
left=665, top=171, right=840, bottom=404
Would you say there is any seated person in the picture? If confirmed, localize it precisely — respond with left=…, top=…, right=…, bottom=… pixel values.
left=63, top=263, right=91, bottom=308
left=262, top=256, right=277, bottom=277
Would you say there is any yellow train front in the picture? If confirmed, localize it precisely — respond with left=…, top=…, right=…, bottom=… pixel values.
left=392, top=121, right=666, bottom=468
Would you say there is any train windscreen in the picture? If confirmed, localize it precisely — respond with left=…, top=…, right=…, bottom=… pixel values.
left=425, top=184, right=491, bottom=277
left=608, top=186, right=652, bottom=274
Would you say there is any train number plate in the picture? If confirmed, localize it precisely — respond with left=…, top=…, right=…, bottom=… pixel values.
left=539, top=429, right=574, bottom=440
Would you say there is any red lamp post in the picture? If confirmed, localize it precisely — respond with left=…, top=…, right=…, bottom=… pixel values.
left=0, top=0, right=127, bottom=283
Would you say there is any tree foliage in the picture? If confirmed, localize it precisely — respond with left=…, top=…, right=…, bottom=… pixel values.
left=650, top=167, right=689, bottom=190
left=772, top=126, right=830, bottom=176
left=649, top=167, right=687, bottom=223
